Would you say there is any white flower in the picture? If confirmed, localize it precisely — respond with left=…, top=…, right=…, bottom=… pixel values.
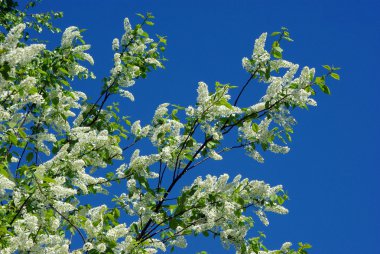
left=3, top=44, right=46, bottom=66
left=196, top=81, right=209, bottom=105
left=53, top=201, right=76, bottom=213
left=170, top=235, right=187, bottom=248
left=0, top=175, right=15, bottom=194
left=97, top=243, right=107, bottom=253
left=246, top=102, right=266, bottom=114
left=61, top=26, right=81, bottom=48
left=4, top=23, right=26, bottom=49
left=145, top=58, right=162, bottom=68
left=256, top=210, right=269, bottom=226
left=252, top=32, right=270, bottom=63
left=209, top=150, right=223, bottom=160
left=265, top=205, right=288, bottom=214
left=281, top=242, right=292, bottom=251
left=242, top=57, right=254, bottom=72
left=83, top=242, right=93, bottom=251
left=131, top=120, right=141, bottom=136
left=119, top=89, right=135, bottom=101
left=106, top=224, right=129, bottom=241
left=50, top=182, right=77, bottom=199
left=115, top=163, right=127, bottom=178
left=124, top=17, right=132, bottom=32
left=153, top=103, right=169, bottom=124
left=112, top=38, right=120, bottom=51
left=269, top=143, right=290, bottom=154
left=51, top=218, right=60, bottom=231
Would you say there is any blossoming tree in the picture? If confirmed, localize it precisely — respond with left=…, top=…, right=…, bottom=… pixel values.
left=0, top=1, right=340, bottom=253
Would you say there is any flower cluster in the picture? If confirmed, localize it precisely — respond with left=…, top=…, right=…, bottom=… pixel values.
left=158, top=174, right=288, bottom=251
left=242, top=32, right=270, bottom=73
left=0, top=24, right=46, bottom=67
left=107, top=17, right=165, bottom=102
left=0, top=4, right=334, bottom=253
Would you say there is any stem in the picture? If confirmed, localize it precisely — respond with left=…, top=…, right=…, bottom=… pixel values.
left=32, top=173, right=87, bottom=244
left=79, top=18, right=149, bottom=127
left=50, top=205, right=86, bottom=244
left=137, top=136, right=212, bottom=241
left=9, top=190, right=36, bottom=225
left=233, top=72, right=256, bottom=106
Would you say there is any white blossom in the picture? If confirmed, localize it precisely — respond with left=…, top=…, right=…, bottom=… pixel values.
left=124, top=17, right=132, bottom=32
left=252, top=32, right=270, bottom=64
left=106, top=224, right=129, bottom=240
left=145, top=57, right=163, bottom=68
left=95, top=243, right=106, bottom=253
left=153, top=103, right=170, bottom=124
left=197, top=81, right=209, bottom=105
left=112, top=38, right=120, bottom=51
left=4, top=23, right=26, bottom=49
left=83, top=242, right=93, bottom=251
left=209, top=149, right=223, bottom=160
left=0, top=8, right=330, bottom=254
left=61, top=26, right=81, bottom=48
left=120, top=89, right=135, bottom=101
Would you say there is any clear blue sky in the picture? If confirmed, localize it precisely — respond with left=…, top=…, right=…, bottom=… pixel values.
left=34, top=0, right=380, bottom=253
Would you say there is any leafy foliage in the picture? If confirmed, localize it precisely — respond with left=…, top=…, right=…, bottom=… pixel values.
left=0, top=1, right=338, bottom=253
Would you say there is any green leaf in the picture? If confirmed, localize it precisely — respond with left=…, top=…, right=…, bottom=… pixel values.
left=265, top=67, right=271, bottom=80
left=271, top=31, right=281, bottom=36
left=18, top=129, right=27, bottom=139
left=28, top=87, right=38, bottom=94
left=0, top=63, right=10, bottom=79
left=171, top=109, right=179, bottom=121
left=8, top=121, right=16, bottom=128
left=37, top=69, right=47, bottom=75
left=26, top=152, right=34, bottom=162
left=59, top=67, right=69, bottom=75
left=8, top=132, right=18, bottom=145
left=184, top=153, right=194, bottom=161
left=158, top=35, right=167, bottom=45
left=261, top=143, right=268, bottom=151
left=252, top=123, right=259, bottom=132
left=136, top=13, right=145, bottom=19
left=60, top=79, right=70, bottom=86
left=273, top=50, right=282, bottom=59
left=168, top=205, right=177, bottom=214
left=283, top=37, right=294, bottom=42
left=315, top=76, right=325, bottom=85
left=286, top=132, right=292, bottom=142
left=302, top=243, right=312, bottom=249
left=0, top=165, right=10, bottom=178
left=273, top=46, right=283, bottom=53
left=145, top=21, right=154, bottom=26
left=237, top=197, right=245, bottom=206
left=52, top=97, right=59, bottom=105
left=330, top=73, right=340, bottom=80
left=217, top=98, right=233, bottom=109
left=322, top=65, right=331, bottom=71
left=169, top=218, right=178, bottom=229
left=35, top=173, right=56, bottom=183
left=319, top=84, right=331, bottom=95
left=42, top=176, right=56, bottom=183
left=132, top=223, right=139, bottom=234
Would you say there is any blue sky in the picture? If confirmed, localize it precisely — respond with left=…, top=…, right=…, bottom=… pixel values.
left=33, top=0, right=380, bottom=253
